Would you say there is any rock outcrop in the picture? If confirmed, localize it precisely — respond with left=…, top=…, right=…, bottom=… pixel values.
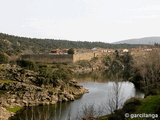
left=0, top=64, right=89, bottom=120
left=72, top=59, right=107, bottom=73
left=0, top=81, right=88, bottom=108
left=0, top=107, right=15, bottom=120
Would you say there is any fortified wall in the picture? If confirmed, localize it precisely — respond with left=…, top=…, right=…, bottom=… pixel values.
left=73, top=52, right=110, bottom=62
left=21, top=52, right=110, bottom=63
left=21, top=54, right=73, bottom=63
left=73, top=53, right=95, bottom=62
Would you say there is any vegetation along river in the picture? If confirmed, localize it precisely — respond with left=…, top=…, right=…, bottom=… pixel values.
left=10, top=73, right=144, bottom=120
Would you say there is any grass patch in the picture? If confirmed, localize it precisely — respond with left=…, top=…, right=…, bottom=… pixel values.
left=126, top=95, right=160, bottom=120
left=74, top=94, right=83, bottom=99
left=0, top=79, right=17, bottom=83
left=98, top=95, right=160, bottom=120
left=135, top=95, right=160, bottom=114
left=98, top=115, right=109, bottom=120
left=0, top=64, right=5, bottom=69
left=6, top=107, right=23, bottom=113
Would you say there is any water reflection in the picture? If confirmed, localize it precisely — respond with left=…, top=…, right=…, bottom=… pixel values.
left=73, top=71, right=111, bottom=82
left=10, top=73, right=144, bottom=120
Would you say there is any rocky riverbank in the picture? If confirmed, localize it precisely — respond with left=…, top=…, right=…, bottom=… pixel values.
left=71, top=58, right=107, bottom=73
left=0, top=64, right=88, bottom=120
left=0, top=107, right=15, bottom=120
left=0, top=81, right=88, bottom=120
left=0, top=81, right=88, bottom=107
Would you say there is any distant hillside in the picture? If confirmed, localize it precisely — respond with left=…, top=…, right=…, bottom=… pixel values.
left=113, top=37, right=160, bottom=44
left=0, top=33, right=144, bottom=56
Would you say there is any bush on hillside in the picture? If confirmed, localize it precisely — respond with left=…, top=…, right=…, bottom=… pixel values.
left=123, top=97, right=141, bottom=113
left=53, top=68, right=73, bottom=83
left=36, top=67, right=73, bottom=87
left=37, top=67, right=56, bottom=86
left=90, top=57, right=98, bottom=62
left=0, top=52, right=8, bottom=64
left=17, top=59, right=38, bottom=71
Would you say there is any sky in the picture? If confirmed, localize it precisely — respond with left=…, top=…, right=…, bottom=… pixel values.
left=1, top=0, right=160, bottom=43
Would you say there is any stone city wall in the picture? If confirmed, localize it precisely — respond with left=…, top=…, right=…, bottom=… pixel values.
left=21, top=52, right=111, bottom=63
left=73, top=52, right=110, bottom=62
left=21, top=54, right=73, bottom=63
left=73, top=53, right=95, bottom=62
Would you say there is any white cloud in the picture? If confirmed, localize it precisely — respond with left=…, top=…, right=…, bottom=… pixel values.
left=1, top=0, right=160, bottom=43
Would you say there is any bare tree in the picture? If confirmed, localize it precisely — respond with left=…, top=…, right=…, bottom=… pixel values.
left=104, top=76, right=126, bottom=114
left=133, top=51, right=160, bottom=92
left=19, top=106, right=52, bottom=120
left=54, top=103, right=57, bottom=120
left=58, top=100, right=62, bottom=120
left=67, top=104, right=72, bottom=120
left=74, top=103, right=104, bottom=120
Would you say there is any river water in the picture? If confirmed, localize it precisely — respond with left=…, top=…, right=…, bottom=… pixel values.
left=10, top=73, right=144, bottom=120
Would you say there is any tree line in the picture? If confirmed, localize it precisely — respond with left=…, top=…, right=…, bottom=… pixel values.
left=0, top=33, right=144, bottom=56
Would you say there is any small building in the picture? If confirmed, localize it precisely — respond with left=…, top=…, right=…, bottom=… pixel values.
left=123, top=49, right=129, bottom=53
left=107, top=49, right=114, bottom=53
left=101, top=49, right=108, bottom=52
left=144, top=49, right=152, bottom=52
left=92, top=47, right=108, bottom=53
left=92, top=47, right=98, bottom=51
left=51, top=49, right=61, bottom=54
left=50, top=49, right=68, bottom=54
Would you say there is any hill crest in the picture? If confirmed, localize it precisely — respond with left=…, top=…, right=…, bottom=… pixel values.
left=113, top=37, right=160, bottom=44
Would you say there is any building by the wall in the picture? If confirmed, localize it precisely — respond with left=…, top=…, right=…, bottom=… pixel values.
left=123, top=49, right=129, bottom=53
left=50, top=49, right=68, bottom=55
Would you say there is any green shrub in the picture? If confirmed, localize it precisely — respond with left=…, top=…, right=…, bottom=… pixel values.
left=135, top=95, right=160, bottom=114
left=37, top=67, right=54, bottom=85
left=145, top=89, right=158, bottom=97
left=38, top=64, right=47, bottom=68
left=124, top=97, right=141, bottom=106
left=53, top=68, right=72, bottom=83
left=0, top=52, right=8, bottom=64
left=17, top=59, right=38, bottom=71
left=9, top=60, right=17, bottom=66
left=108, top=110, right=124, bottom=120
left=19, top=68, right=26, bottom=74
left=36, top=67, right=72, bottom=87
left=67, top=48, right=74, bottom=54
left=103, top=56, right=111, bottom=66
left=123, top=97, right=141, bottom=113
left=90, top=57, right=98, bottom=62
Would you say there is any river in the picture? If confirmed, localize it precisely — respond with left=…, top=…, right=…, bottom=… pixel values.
left=10, top=73, right=144, bottom=120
